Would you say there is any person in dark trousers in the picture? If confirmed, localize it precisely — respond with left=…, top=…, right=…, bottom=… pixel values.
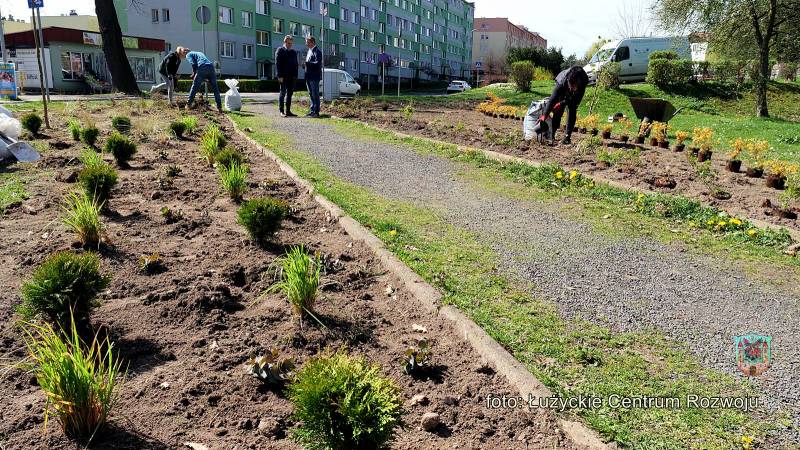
left=539, top=66, right=590, bottom=144
left=275, top=35, right=299, bottom=117
left=150, top=46, right=188, bottom=105
left=186, top=50, right=223, bottom=112
left=303, top=36, right=323, bottom=118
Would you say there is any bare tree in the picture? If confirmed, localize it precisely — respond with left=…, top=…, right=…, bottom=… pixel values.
left=96, top=0, right=140, bottom=94
left=612, top=0, right=652, bottom=39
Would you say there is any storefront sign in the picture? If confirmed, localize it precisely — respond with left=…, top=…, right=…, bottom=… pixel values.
left=0, top=63, right=18, bottom=99
left=83, top=32, right=102, bottom=46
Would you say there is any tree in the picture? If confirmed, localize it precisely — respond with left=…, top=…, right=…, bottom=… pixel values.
left=584, top=36, right=611, bottom=61
left=507, top=47, right=565, bottom=77
left=95, top=0, right=140, bottom=94
left=612, top=0, right=653, bottom=38
left=654, top=0, right=800, bottom=117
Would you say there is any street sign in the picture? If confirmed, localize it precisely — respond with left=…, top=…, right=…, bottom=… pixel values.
left=27, top=0, right=44, bottom=8
left=475, top=61, right=482, bottom=69
left=196, top=6, right=212, bottom=24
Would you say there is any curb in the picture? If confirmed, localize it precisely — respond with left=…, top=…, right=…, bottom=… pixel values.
left=231, top=119, right=610, bottom=450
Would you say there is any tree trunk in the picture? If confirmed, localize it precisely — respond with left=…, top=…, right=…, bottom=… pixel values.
left=755, top=45, right=770, bottom=118
left=95, top=0, right=140, bottom=95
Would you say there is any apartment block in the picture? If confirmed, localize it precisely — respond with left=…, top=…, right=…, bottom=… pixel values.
left=472, top=18, right=546, bottom=73
left=114, top=0, right=475, bottom=83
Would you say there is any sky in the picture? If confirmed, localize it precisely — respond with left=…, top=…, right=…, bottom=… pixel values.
left=0, top=0, right=656, bottom=57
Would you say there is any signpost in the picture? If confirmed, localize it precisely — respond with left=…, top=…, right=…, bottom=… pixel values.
left=195, top=6, right=211, bottom=99
left=29, top=0, right=49, bottom=128
left=475, top=61, right=482, bottom=87
left=397, top=24, right=402, bottom=97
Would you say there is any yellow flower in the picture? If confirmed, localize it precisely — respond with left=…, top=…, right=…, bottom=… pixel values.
left=747, top=229, right=757, bottom=237
left=707, top=219, right=715, bottom=226
left=730, top=218, right=742, bottom=226
left=389, top=229, right=397, bottom=236
left=718, top=221, right=727, bottom=227
left=688, top=221, right=696, bottom=227
left=555, top=171, right=564, bottom=179
left=637, top=193, right=646, bottom=201
left=569, top=170, right=578, bottom=180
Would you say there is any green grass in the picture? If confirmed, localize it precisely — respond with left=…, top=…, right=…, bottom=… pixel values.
left=265, top=246, right=322, bottom=319
left=233, top=112, right=783, bottom=448
left=218, top=161, right=248, bottom=200
left=0, top=174, right=27, bottom=214
left=62, top=191, right=104, bottom=248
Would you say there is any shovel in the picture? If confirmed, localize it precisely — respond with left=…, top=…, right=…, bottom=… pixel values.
left=0, top=131, right=39, bottom=163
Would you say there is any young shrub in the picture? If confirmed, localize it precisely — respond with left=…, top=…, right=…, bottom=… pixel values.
left=62, top=191, right=104, bottom=247
left=111, top=116, right=132, bottom=134
left=21, top=112, right=43, bottom=136
left=237, top=197, right=288, bottom=243
left=68, top=120, right=82, bottom=141
left=532, top=66, right=553, bottom=81
left=288, top=351, right=404, bottom=450
left=80, top=125, right=100, bottom=147
left=169, top=120, right=187, bottom=139
left=266, top=246, right=321, bottom=319
left=199, top=124, right=227, bottom=166
left=247, top=348, right=295, bottom=385
left=21, top=317, right=123, bottom=440
left=104, top=132, right=137, bottom=167
left=214, top=146, right=245, bottom=170
left=597, top=61, right=621, bottom=90
left=218, top=161, right=248, bottom=200
left=18, top=251, right=110, bottom=328
left=400, top=103, right=415, bottom=120
left=79, top=148, right=104, bottom=168
left=78, top=161, right=118, bottom=204
left=509, top=61, right=535, bottom=93
left=181, top=115, right=199, bottom=134
left=402, top=339, right=431, bottom=375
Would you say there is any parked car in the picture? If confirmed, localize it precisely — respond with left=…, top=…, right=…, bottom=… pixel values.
left=319, top=69, right=361, bottom=98
left=447, top=80, right=472, bottom=94
left=584, top=36, right=691, bottom=83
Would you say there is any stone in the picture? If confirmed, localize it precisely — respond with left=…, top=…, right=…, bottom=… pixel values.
left=421, top=412, right=440, bottom=432
left=410, top=394, right=429, bottom=406
left=443, top=396, right=458, bottom=406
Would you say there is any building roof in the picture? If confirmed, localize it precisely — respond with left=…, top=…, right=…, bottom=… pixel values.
left=474, top=18, right=545, bottom=40
left=2, top=15, right=99, bottom=34
left=4, top=26, right=165, bottom=52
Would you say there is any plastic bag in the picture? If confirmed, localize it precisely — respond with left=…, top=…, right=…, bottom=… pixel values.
left=224, top=79, right=242, bottom=111
left=0, top=114, right=21, bottom=140
left=523, top=98, right=550, bottom=141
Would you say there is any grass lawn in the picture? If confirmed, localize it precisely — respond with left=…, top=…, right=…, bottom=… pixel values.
left=232, top=112, right=788, bottom=449
left=0, top=174, right=27, bottom=214
left=377, top=80, right=800, bottom=163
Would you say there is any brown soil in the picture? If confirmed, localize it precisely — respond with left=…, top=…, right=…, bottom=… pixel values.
left=332, top=102, right=800, bottom=231
left=0, top=103, right=572, bottom=449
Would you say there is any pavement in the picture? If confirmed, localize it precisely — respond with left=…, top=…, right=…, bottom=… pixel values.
left=247, top=103, right=800, bottom=437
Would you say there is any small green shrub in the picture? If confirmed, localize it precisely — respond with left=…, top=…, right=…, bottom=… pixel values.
left=78, top=149, right=104, bottom=169
left=237, top=197, right=288, bottom=243
left=104, top=132, right=137, bottom=167
left=649, top=50, right=679, bottom=60
left=400, top=104, right=415, bottom=120
left=169, top=121, right=187, bottom=138
left=288, top=351, right=404, bottom=450
left=21, top=317, right=122, bottom=440
left=218, top=161, right=248, bottom=200
left=18, top=251, right=110, bottom=327
left=577, top=135, right=603, bottom=154
left=532, top=66, right=553, bottom=81
left=215, top=147, right=245, bottom=169
left=78, top=162, right=118, bottom=204
left=647, top=59, right=694, bottom=90
left=111, top=116, right=132, bottom=134
left=62, top=191, right=104, bottom=247
left=21, top=113, right=43, bottom=135
left=80, top=126, right=100, bottom=147
left=266, top=246, right=321, bottom=319
left=67, top=120, right=82, bottom=141
left=510, top=61, right=535, bottom=93
left=180, top=116, right=199, bottom=134
left=597, top=62, right=621, bottom=90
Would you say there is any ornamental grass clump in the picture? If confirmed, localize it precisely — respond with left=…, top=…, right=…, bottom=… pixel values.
left=21, top=112, right=43, bottom=136
left=104, top=132, right=137, bottom=167
left=68, top=120, right=82, bottom=141
left=266, top=246, right=321, bottom=320
left=18, top=251, right=110, bottom=328
left=237, top=197, right=288, bottom=244
left=199, top=124, right=227, bottom=166
left=288, top=351, right=404, bottom=450
left=180, top=115, right=198, bottom=134
left=21, top=317, right=123, bottom=441
left=111, top=116, right=132, bottom=134
left=62, top=191, right=104, bottom=248
left=218, top=161, right=248, bottom=200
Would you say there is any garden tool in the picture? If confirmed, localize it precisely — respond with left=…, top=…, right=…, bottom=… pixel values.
left=0, top=132, right=39, bottom=163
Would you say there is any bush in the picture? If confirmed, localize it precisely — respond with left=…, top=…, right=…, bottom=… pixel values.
left=104, top=132, right=137, bottom=167
left=649, top=50, right=679, bottom=60
left=78, top=162, right=118, bottom=204
left=218, top=161, right=248, bottom=200
left=647, top=59, right=693, bottom=90
left=597, top=62, right=621, bottom=90
left=62, top=191, right=104, bottom=247
left=21, top=318, right=122, bottom=440
left=215, top=147, right=245, bottom=169
left=288, top=351, right=404, bottom=450
left=237, top=197, right=287, bottom=243
left=267, top=246, right=321, bottom=318
left=67, top=120, right=81, bottom=141
left=510, top=61, right=535, bottom=93
left=21, top=113, right=43, bottom=135
left=533, top=66, right=553, bottom=81
left=169, top=121, right=187, bottom=138
left=80, top=126, right=100, bottom=147
left=111, top=116, right=132, bottom=134
left=18, top=251, right=110, bottom=328
left=199, top=124, right=227, bottom=166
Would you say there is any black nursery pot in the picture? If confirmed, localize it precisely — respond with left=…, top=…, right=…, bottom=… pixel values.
left=635, top=136, right=645, bottom=144
left=746, top=167, right=764, bottom=178
left=601, top=131, right=612, bottom=139
left=649, top=137, right=659, bottom=146
left=766, top=174, right=786, bottom=190
left=620, top=136, right=629, bottom=143
left=726, top=160, right=742, bottom=172
left=697, top=149, right=713, bottom=162
left=658, top=141, right=669, bottom=149
left=673, top=144, right=685, bottom=152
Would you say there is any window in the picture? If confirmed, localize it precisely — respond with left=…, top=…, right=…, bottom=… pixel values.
left=350, top=59, right=357, bottom=70
left=352, top=35, right=358, bottom=47
left=329, top=18, right=337, bottom=30
left=371, top=9, right=378, bottom=20
left=369, top=31, right=375, bottom=42
left=614, top=46, right=630, bottom=62
left=340, top=34, right=347, bottom=45
left=61, top=51, right=93, bottom=80
left=243, top=44, right=254, bottom=60
left=361, top=28, right=367, bottom=39
left=220, top=41, right=235, bottom=58
left=258, top=62, right=271, bottom=79
left=289, top=22, right=300, bottom=35
left=379, top=22, right=385, bottom=33
left=352, top=12, right=357, bottom=24
left=302, top=24, right=314, bottom=37
left=360, top=5, right=367, bottom=17
left=218, top=6, right=233, bottom=24
left=257, top=0, right=269, bottom=14
left=302, top=0, right=312, bottom=11
left=289, top=0, right=297, bottom=7
left=257, top=30, right=270, bottom=46
left=241, top=11, right=252, bottom=28
left=273, top=18, right=284, bottom=33
left=151, top=9, right=159, bottom=22
left=128, top=56, right=155, bottom=82
left=162, top=8, right=170, bottom=22
left=363, top=51, right=370, bottom=62
left=341, top=8, right=348, bottom=21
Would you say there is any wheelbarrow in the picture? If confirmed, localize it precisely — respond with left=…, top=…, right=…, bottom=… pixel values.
left=628, top=97, right=686, bottom=139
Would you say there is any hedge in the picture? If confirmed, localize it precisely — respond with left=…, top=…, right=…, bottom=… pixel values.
left=649, top=50, right=680, bottom=61
left=646, top=58, right=694, bottom=89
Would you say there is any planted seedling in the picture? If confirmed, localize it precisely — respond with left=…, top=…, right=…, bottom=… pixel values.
left=674, top=130, right=689, bottom=152
left=199, top=124, right=227, bottom=166
left=169, top=121, right=187, bottom=139
left=68, top=119, right=82, bottom=141
left=160, top=206, right=183, bottom=224
left=247, top=348, right=295, bottom=385
left=138, top=252, right=164, bottom=274
left=111, top=116, right=132, bottom=134
left=237, top=197, right=288, bottom=244
left=62, top=191, right=104, bottom=248
left=214, top=147, right=245, bottom=170
left=105, top=132, right=137, bottom=167
left=78, top=160, right=118, bottom=204
left=21, top=113, right=43, bottom=136
left=180, top=115, right=199, bottom=134
left=219, top=161, right=248, bottom=201
left=165, top=165, right=182, bottom=178
left=80, top=125, right=100, bottom=148
left=265, top=246, right=322, bottom=323
left=402, top=339, right=431, bottom=375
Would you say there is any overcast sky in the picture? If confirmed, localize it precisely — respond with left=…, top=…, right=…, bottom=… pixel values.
left=0, top=0, right=656, bottom=57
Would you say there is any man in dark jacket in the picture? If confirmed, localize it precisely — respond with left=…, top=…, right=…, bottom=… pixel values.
left=150, top=46, right=188, bottom=105
left=539, top=66, right=590, bottom=144
left=303, top=36, right=323, bottom=118
left=275, top=35, right=299, bottom=117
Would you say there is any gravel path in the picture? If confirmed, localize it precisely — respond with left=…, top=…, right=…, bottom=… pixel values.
left=249, top=105, right=800, bottom=430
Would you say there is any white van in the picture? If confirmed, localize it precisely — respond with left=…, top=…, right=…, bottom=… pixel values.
left=584, top=37, right=691, bottom=83
left=320, top=69, right=361, bottom=100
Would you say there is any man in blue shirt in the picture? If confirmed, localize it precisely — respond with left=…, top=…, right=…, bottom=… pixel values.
left=302, top=36, right=323, bottom=118
left=186, top=50, right=223, bottom=112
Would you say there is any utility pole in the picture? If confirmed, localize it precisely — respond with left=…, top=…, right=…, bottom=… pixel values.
left=397, top=24, right=401, bottom=97
left=30, top=2, right=49, bottom=128
left=0, top=7, right=7, bottom=63
left=35, top=7, right=50, bottom=101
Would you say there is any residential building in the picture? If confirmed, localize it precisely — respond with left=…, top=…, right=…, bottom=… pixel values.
left=472, top=17, right=546, bottom=77
left=113, top=0, right=475, bottom=83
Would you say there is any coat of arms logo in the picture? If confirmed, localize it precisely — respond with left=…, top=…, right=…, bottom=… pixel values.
left=734, top=334, right=772, bottom=377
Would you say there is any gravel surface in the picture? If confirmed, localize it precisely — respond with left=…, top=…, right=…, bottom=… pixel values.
left=250, top=105, right=800, bottom=434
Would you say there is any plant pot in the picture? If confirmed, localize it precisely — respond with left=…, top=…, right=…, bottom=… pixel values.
left=689, top=147, right=699, bottom=156
left=573, top=126, right=579, bottom=133
left=746, top=167, right=764, bottom=178
left=766, top=174, right=786, bottom=190
left=635, top=136, right=645, bottom=144
left=601, top=131, right=612, bottom=139
left=620, top=135, right=629, bottom=143
left=649, top=137, right=659, bottom=146
left=658, top=141, right=669, bottom=149
left=590, top=128, right=599, bottom=136
left=579, top=127, right=587, bottom=134
left=697, top=149, right=712, bottom=162
left=673, top=144, right=685, bottom=152
left=726, top=160, right=742, bottom=172
left=779, top=208, right=798, bottom=220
